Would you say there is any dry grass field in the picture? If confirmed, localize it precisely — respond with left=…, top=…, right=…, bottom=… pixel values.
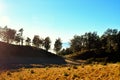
left=0, top=63, right=120, bottom=80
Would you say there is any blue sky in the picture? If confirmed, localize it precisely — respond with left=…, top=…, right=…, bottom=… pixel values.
left=0, top=0, right=120, bottom=45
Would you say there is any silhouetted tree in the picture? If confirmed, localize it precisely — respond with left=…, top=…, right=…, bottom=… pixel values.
left=25, top=37, right=31, bottom=46
left=32, top=35, right=40, bottom=48
left=117, top=31, right=120, bottom=52
left=19, top=28, right=24, bottom=45
left=54, top=38, right=62, bottom=54
left=83, top=32, right=100, bottom=50
left=14, top=33, right=21, bottom=45
left=100, top=35, right=107, bottom=49
left=0, top=26, right=16, bottom=43
left=6, top=28, right=16, bottom=43
left=70, top=35, right=82, bottom=52
left=102, top=28, right=119, bottom=52
left=19, top=28, right=23, bottom=36
left=44, top=37, right=51, bottom=51
left=70, top=32, right=101, bottom=52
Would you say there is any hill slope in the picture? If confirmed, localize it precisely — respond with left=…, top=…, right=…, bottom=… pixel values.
left=0, top=41, right=66, bottom=64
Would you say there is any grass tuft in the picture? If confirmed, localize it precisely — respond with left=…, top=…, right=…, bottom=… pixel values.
left=30, top=70, right=35, bottom=74
left=72, top=65, right=78, bottom=69
left=67, top=67, right=71, bottom=70
left=64, top=72, right=69, bottom=76
left=72, top=74, right=78, bottom=79
left=6, top=71, right=12, bottom=76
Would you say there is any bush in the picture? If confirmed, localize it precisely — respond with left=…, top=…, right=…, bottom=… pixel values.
left=72, top=65, right=78, bottom=69
left=67, top=67, right=71, bottom=70
left=6, top=71, right=12, bottom=76
left=64, top=72, right=69, bottom=76
left=30, top=70, right=35, bottom=74
left=72, top=74, right=78, bottom=79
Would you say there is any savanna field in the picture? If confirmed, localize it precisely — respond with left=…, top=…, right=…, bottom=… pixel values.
left=0, top=63, right=120, bottom=80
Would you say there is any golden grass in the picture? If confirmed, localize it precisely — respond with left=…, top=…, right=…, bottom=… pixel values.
left=0, top=63, right=120, bottom=80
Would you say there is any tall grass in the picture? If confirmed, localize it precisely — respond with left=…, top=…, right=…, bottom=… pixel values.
left=0, top=63, right=119, bottom=80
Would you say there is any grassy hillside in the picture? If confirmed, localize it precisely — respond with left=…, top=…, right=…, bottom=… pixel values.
left=0, top=41, right=119, bottom=80
left=64, top=49, right=120, bottom=63
left=0, top=41, right=66, bottom=64
left=0, top=63, right=119, bottom=80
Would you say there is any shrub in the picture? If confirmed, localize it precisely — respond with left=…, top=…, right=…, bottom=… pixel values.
left=67, top=67, right=71, bottom=70
left=101, top=62, right=107, bottom=66
left=72, top=65, right=78, bottom=69
left=81, top=64, right=85, bottom=68
left=72, top=74, right=78, bottom=79
left=6, top=72, right=11, bottom=76
left=64, top=72, right=69, bottom=76
left=45, top=67, right=49, bottom=70
left=30, top=70, right=35, bottom=74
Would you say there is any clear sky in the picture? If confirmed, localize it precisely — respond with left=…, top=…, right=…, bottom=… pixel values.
left=0, top=0, right=120, bottom=46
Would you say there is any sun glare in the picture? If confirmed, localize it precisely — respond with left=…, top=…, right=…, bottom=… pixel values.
left=0, top=16, right=10, bottom=26
left=0, top=1, right=9, bottom=26
left=0, top=1, right=5, bottom=12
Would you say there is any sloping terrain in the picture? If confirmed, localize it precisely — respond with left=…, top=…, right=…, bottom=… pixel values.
left=0, top=41, right=66, bottom=64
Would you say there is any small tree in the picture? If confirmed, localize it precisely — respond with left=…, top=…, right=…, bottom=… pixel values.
left=54, top=38, right=62, bottom=54
left=5, top=28, right=16, bottom=43
left=32, top=35, right=40, bottom=48
left=19, top=28, right=23, bottom=36
left=44, top=37, right=51, bottom=51
left=14, top=34, right=21, bottom=45
left=25, top=37, right=31, bottom=46
left=70, top=35, right=82, bottom=52
left=19, top=28, right=24, bottom=45
left=102, top=28, right=119, bottom=52
left=0, top=26, right=16, bottom=43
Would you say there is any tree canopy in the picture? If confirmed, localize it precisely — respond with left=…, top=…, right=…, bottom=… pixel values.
left=44, top=37, right=51, bottom=51
left=0, top=25, right=120, bottom=61
left=54, top=38, right=62, bottom=54
left=0, top=26, right=16, bottom=43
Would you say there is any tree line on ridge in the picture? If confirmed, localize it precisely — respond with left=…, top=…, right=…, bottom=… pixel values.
left=0, top=25, right=120, bottom=61
left=0, top=26, right=62, bottom=54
